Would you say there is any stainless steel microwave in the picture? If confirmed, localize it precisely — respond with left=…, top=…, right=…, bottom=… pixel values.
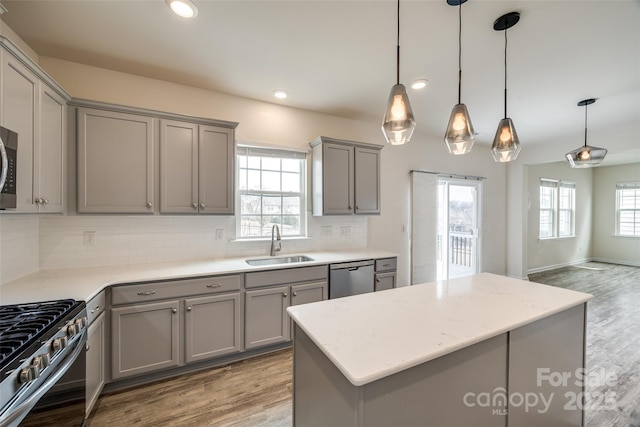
left=0, top=126, right=18, bottom=209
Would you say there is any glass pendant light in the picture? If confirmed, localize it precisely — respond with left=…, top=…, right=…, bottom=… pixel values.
left=444, top=0, right=475, bottom=155
left=491, top=12, right=521, bottom=163
left=381, top=0, right=416, bottom=145
left=565, top=98, right=607, bottom=168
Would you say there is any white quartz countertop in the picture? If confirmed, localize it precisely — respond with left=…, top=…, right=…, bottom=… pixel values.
left=0, top=249, right=396, bottom=305
left=287, top=272, right=593, bottom=387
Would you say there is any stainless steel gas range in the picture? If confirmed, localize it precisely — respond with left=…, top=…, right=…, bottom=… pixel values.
left=0, top=300, right=88, bottom=427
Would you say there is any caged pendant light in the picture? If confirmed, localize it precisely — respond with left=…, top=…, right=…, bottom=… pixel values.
left=381, top=0, right=416, bottom=145
left=444, top=0, right=475, bottom=155
left=565, top=99, right=607, bottom=167
left=491, top=12, right=521, bottom=163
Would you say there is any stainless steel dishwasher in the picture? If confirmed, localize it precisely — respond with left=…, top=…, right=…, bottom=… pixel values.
left=329, top=260, right=375, bottom=299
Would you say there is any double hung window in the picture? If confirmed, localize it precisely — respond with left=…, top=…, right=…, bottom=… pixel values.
left=616, top=182, right=640, bottom=237
left=539, top=179, right=575, bottom=239
left=236, top=146, right=306, bottom=238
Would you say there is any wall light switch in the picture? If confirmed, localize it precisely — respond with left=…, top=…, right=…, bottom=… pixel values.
left=215, top=229, right=224, bottom=240
left=84, top=231, right=96, bottom=246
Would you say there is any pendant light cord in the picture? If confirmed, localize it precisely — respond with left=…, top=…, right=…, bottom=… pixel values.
left=457, top=1, right=462, bottom=104
left=584, top=103, right=588, bottom=148
left=503, top=28, right=508, bottom=119
left=396, top=0, right=400, bottom=85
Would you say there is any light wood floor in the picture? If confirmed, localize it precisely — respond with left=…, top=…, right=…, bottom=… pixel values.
left=84, top=263, right=639, bottom=427
left=88, top=349, right=293, bottom=427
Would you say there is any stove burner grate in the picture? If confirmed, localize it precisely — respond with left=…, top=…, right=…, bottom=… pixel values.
left=0, top=299, right=77, bottom=368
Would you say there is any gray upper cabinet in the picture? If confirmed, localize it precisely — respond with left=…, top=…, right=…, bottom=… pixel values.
left=1, top=44, right=68, bottom=213
left=160, top=119, right=234, bottom=214
left=77, top=107, right=155, bottom=213
left=310, top=136, right=382, bottom=216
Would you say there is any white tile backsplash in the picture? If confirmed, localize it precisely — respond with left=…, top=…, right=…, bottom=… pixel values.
left=37, top=214, right=367, bottom=270
left=0, top=215, right=40, bottom=284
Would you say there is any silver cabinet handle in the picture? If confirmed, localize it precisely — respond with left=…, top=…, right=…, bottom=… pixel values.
left=137, top=291, right=156, bottom=296
left=35, top=198, right=43, bottom=204
left=90, top=305, right=100, bottom=314
left=43, top=198, right=49, bottom=205
left=292, top=292, right=297, bottom=296
left=283, top=292, right=288, bottom=298
left=186, top=306, right=192, bottom=311
left=199, top=203, right=205, bottom=209
left=172, top=308, right=178, bottom=314
left=206, top=284, right=222, bottom=289
left=192, top=203, right=198, bottom=209
left=348, top=205, right=352, bottom=210
left=376, top=278, right=381, bottom=283
left=146, top=202, right=152, bottom=208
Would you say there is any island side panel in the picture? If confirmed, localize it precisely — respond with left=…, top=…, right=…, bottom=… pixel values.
left=508, top=303, right=586, bottom=427
left=293, top=325, right=360, bottom=427
left=362, top=334, right=508, bottom=427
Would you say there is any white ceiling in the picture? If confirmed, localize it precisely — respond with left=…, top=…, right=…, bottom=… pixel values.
left=1, top=0, right=639, bottom=152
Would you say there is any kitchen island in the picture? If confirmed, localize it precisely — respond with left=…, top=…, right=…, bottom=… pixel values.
left=287, top=273, right=592, bottom=427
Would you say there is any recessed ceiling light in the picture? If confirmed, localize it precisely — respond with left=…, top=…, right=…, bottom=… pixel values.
left=166, top=0, right=198, bottom=18
left=273, top=90, right=288, bottom=99
left=411, top=79, right=429, bottom=90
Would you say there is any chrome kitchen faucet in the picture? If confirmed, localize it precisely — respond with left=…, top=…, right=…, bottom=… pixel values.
left=270, top=224, right=281, bottom=256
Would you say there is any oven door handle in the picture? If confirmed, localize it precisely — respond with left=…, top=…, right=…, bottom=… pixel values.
left=0, top=330, right=87, bottom=427
left=0, top=137, right=7, bottom=193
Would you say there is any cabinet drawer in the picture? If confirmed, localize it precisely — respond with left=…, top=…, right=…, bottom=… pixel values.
left=245, top=265, right=328, bottom=289
left=375, top=257, right=397, bottom=272
left=112, top=274, right=242, bottom=305
left=86, top=291, right=106, bottom=325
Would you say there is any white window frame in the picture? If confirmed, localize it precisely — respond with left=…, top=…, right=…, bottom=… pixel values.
left=235, top=144, right=307, bottom=239
left=539, top=179, right=575, bottom=239
left=615, top=182, right=640, bottom=237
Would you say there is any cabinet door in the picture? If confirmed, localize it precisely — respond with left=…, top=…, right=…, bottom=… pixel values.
left=111, top=300, right=179, bottom=380
left=160, top=119, right=198, bottom=213
left=185, top=293, right=242, bottom=363
left=375, top=272, right=396, bottom=292
left=291, top=281, right=327, bottom=306
left=77, top=108, right=155, bottom=213
left=86, top=312, right=105, bottom=417
left=37, top=86, right=65, bottom=212
left=354, top=146, right=380, bottom=214
left=322, top=143, right=353, bottom=215
left=198, top=125, right=234, bottom=214
left=1, top=52, right=38, bottom=211
left=245, top=286, right=289, bottom=349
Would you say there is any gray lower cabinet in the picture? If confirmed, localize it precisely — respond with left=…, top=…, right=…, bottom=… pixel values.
left=111, top=300, right=180, bottom=380
left=159, top=119, right=235, bottom=214
left=245, top=271, right=328, bottom=350
left=374, top=257, right=397, bottom=291
left=86, top=311, right=105, bottom=417
left=77, top=107, right=155, bottom=213
left=184, top=293, right=242, bottom=363
left=110, top=274, right=243, bottom=381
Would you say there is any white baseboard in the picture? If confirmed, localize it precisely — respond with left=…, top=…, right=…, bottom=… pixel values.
left=527, top=258, right=592, bottom=275
left=591, top=257, right=640, bottom=268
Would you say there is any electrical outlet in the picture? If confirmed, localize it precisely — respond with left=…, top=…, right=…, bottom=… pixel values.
left=84, top=231, right=96, bottom=246
left=215, top=229, right=224, bottom=240
left=321, top=226, right=332, bottom=236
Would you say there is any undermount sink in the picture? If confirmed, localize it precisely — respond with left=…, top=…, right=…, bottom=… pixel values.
left=245, top=255, right=314, bottom=266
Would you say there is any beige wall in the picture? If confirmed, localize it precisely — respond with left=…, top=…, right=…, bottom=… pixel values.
left=526, top=162, right=593, bottom=273
left=592, top=163, right=640, bottom=266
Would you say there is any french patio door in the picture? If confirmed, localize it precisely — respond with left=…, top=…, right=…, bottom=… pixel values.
left=437, top=179, right=482, bottom=280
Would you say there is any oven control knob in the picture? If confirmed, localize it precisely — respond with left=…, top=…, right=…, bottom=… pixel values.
left=33, top=354, right=51, bottom=370
left=67, top=323, right=78, bottom=337
left=18, top=364, right=40, bottom=384
left=76, top=317, right=87, bottom=330
left=52, top=336, right=68, bottom=352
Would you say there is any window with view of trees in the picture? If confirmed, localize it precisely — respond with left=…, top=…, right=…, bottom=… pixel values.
left=236, top=146, right=306, bottom=238
left=539, top=179, right=575, bottom=239
left=616, top=182, right=640, bottom=237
